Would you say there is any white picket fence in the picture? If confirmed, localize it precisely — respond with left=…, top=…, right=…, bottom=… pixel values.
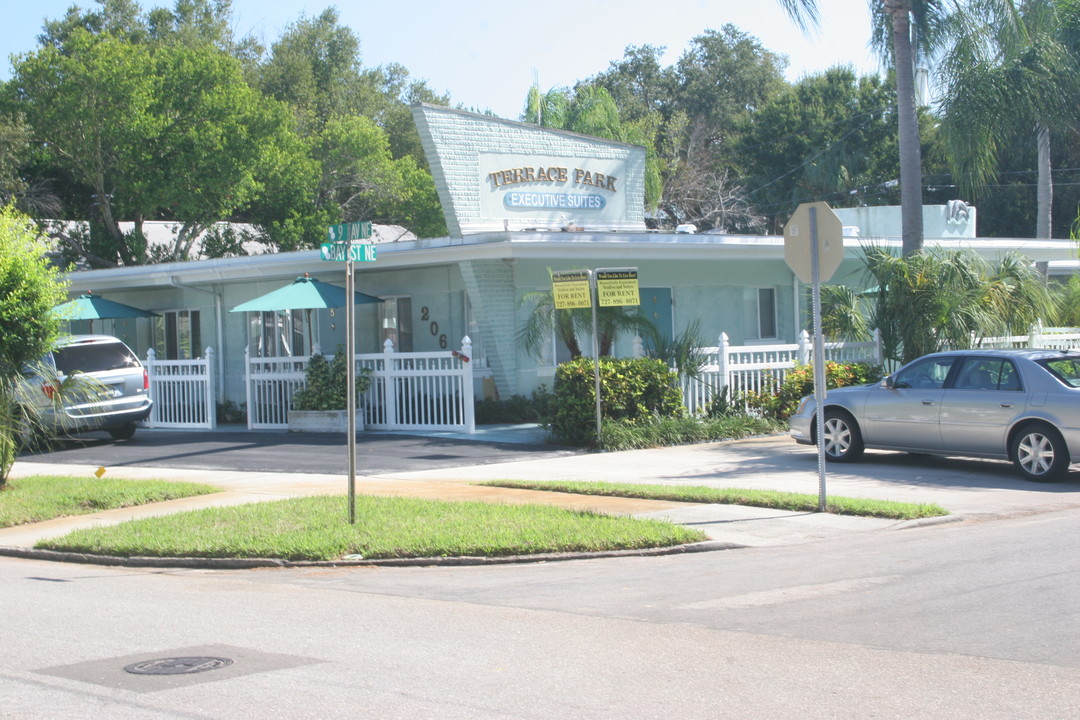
left=680, top=331, right=882, bottom=415
left=679, top=323, right=1080, bottom=415
left=244, top=337, right=475, bottom=433
left=976, top=323, right=1080, bottom=350
left=144, top=347, right=217, bottom=429
left=358, top=339, right=475, bottom=432
left=142, top=324, right=1080, bottom=430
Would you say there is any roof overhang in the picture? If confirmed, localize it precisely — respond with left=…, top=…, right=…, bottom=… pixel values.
left=64, top=232, right=1079, bottom=293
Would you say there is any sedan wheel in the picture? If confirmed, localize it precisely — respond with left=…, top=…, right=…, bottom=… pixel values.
left=821, top=410, right=864, bottom=462
left=108, top=423, right=137, bottom=441
left=1012, top=425, right=1069, bottom=482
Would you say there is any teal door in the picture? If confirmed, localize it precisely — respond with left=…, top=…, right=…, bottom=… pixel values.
left=641, top=287, right=672, bottom=351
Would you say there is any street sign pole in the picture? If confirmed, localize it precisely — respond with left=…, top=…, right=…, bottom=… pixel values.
left=321, top=220, right=376, bottom=524
left=346, top=238, right=357, bottom=524
left=589, top=270, right=602, bottom=443
left=809, top=207, right=828, bottom=512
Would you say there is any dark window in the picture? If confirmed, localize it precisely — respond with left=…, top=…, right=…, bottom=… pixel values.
left=53, top=343, right=140, bottom=374
left=954, top=358, right=1019, bottom=390
left=893, top=356, right=955, bottom=389
left=379, top=297, right=413, bottom=352
left=1038, top=357, right=1080, bottom=388
left=156, top=309, right=202, bottom=360
left=758, top=288, right=777, bottom=339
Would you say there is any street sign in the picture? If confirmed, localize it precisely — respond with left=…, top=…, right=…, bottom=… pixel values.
left=327, top=221, right=372, bottom=242
left=320, top=242, right=376, bottom=262
left=783, top=201, right=844, bottom=284
left=551, top=270, right=592, bottom=309
left=596, top=268, right=639, bottom=307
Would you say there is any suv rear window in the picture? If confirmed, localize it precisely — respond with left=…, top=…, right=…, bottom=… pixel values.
left=53, top=343, right=140, bottom=374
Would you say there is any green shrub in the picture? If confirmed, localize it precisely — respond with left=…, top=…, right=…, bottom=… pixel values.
left=551, top=357, right=683, bottom=446
left=1, top=207, right=69, bottom=486
left=702, top=384, right=737, bottom=418
left=216, top=399, right=246, bottom=424
left=599, top=414, right=785, bottom=450
left=291, top=347, right=372, bottom=411
left=743, top=361, right=882, bottom=420
left=475, top=385, right=554, bottom=424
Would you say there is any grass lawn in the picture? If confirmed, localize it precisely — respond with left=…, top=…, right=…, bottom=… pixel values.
left=478, top=480, right=949, bottom=520
left=7, top=474, right=944, bottom=564
left=0, top=474, right=219, bottom=528
left=34, top=494, right=707, bottom=562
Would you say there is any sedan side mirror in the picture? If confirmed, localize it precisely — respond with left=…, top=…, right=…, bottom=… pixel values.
left=882, top=376, right=895, bottom=389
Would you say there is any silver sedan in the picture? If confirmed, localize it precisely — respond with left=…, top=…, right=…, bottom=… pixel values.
left=789, top=348, right=1080, bottom=482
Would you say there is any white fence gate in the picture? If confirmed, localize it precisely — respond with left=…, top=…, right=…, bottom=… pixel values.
left=244, top=338, right=475, bottom=433
left=144, top=347, right=217, bottom=429
left=244, top=349, right=308, bottom=430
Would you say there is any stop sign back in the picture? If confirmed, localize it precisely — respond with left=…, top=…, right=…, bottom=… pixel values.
left=783, top=201, right=844, bottom=284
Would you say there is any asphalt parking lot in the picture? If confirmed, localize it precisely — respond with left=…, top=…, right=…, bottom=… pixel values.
left=15, top=426, right=582, bottom=476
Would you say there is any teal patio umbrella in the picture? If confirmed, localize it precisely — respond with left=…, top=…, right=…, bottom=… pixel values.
left=54, top=291, right=158, bottom=333
left=230, top=274, right=382, bottom=352
left=230, top=274, right=382, bottom=313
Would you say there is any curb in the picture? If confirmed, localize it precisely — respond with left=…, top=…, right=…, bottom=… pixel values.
left=888, top=514, right=966, bottom=530
left=0, top=539, right=745, bottom=570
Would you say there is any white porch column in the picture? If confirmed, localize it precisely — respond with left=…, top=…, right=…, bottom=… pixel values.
left=461, top=336, right=475, bottom=433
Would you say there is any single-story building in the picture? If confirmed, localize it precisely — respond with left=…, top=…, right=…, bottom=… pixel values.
left=58, top=104, right=1079, bottom=421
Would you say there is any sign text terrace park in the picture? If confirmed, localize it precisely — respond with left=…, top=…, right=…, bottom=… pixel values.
left=488, top=166, right=619, bottom=192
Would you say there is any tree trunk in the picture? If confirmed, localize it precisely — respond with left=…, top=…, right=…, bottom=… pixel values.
left=1036, top=123, right=1052, bottom=239
left=890, top=0, right=924, bottom=256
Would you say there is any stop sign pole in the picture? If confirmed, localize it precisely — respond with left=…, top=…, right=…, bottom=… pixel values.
left=808, top=207, right=828, bottom=512
left=784, top=202, right=843, bottom=512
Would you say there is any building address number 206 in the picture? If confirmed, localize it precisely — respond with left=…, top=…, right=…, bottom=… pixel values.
left=420, top=306, right=448, bottom=349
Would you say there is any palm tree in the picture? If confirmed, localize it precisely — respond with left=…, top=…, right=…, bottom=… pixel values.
left=516, top=277, right=658, bottom=361
left=779, top=1, right=956, bottom=256
left=819, top=284, right=872, bottom=340
left=937, top=0, right=1080, bottom=239
left=861, top=244, right=1058, bottom=363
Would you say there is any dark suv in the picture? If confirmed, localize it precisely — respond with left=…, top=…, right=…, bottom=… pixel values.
left=37, top=335, right=153, bottom=440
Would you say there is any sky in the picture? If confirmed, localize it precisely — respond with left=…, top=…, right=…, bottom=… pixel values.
left=0, top=0, right=881, bottom=120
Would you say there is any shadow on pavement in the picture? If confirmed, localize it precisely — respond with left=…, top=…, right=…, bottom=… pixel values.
left=16, top=427, right=583, bottom=476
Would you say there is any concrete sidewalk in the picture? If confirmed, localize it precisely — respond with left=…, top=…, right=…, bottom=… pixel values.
left=5, top=434, right=1078, bottom=555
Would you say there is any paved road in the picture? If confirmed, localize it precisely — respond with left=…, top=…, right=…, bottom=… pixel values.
left=3, top=505, right=1078, bottom=718
left=15, top=426, right=581, bottom=475
left=7, top=431, right=1080, bottom=716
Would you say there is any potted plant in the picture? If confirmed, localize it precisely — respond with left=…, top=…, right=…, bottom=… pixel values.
left=288, top=347, right=372, bottom=433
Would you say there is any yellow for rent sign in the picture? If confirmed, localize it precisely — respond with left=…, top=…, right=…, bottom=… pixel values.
left=596, top=268, right=639, bottom=307
left=551, top=270, right=592, bottom=309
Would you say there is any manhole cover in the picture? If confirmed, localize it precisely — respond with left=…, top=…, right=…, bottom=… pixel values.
left=124, top=656, right=234, bottom=675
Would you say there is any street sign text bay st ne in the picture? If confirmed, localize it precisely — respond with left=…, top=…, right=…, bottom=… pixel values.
left=320, top=242, right=377, bottom=262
